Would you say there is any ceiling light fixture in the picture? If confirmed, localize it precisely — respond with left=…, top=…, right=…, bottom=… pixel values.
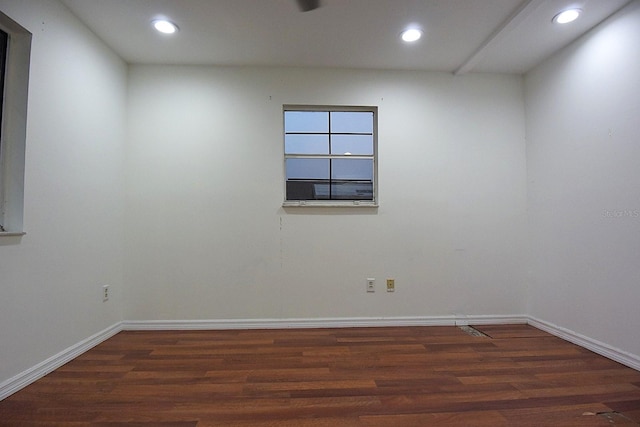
left=152, top=19, right=179, bottom=34
left=401, top=28, right=422, bottom=43
left=552, top=8, right=582, bottom=24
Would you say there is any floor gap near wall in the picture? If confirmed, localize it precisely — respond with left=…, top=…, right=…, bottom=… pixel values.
left=458, top=325, right=490, bottom=338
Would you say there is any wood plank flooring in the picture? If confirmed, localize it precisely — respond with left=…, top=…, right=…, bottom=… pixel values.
left=1, top=324, right=640, bottom=426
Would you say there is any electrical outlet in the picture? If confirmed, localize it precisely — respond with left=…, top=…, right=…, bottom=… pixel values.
left=386, top=279, right=395, bottom=292
left=102, top=285, right=110, bottom=302
left=366, top=278, right=375, bottom=293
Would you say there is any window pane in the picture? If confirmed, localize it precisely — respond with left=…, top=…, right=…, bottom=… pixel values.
left=286, top=158, right=329, bottom=180
left=309, top=182, right=330, bottom=200
left=330, top=111, right=373, bottom=134
left=286, top=158, right=329, bottom=201
left=330, top=134, right=373, bottom=155
left=287, top=181, right=328, bottom=200
left=285, top=134, right=329, bottom=154
left=331, top=182, right=373, bottom=200
left=331, top=159, right=373, bottom=181
left=285, top=111, right=328, bottom=133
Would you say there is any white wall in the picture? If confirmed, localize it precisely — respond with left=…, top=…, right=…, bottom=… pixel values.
left=0, top=0, right=127, bottom=384
left=2, top=0, right=638, bottom=400
left=525, top=1, right=640, bottom=357
left=125, top=66, right=528, bottom=321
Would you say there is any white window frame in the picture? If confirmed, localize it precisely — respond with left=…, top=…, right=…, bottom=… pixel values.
left=0, top=11, right=31, bottom=236
left=282, top=105, right=378, bottom=208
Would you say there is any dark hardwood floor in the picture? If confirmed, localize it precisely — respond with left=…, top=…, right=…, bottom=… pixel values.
left=1, top=324, right=640, bottom=426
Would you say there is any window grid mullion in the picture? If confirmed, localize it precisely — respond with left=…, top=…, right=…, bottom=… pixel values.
left=328, top=112, right=332, bottom=199
left=285, top=132, right=372, bottom=135
left=285, top=154, right=373, bottom=159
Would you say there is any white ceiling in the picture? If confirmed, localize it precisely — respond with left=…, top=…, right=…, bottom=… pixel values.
left=60, top=0, right=631, bottom=74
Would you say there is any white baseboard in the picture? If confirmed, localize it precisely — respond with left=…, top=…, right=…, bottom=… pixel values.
left=455, top=314, right=528, bottom=326
left=0, top=322, right=123, bottom=401
left=123, top=316, right=455, bottom=330
left=122, top=314, right=527, bottom=331
left=528, top=316, right=640, bottom=371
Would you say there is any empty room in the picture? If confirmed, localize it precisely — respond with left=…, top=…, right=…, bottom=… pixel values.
left=0, top=0, right=639, bottom=425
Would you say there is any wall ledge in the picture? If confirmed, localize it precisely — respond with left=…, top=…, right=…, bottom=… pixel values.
left=0, top=232, right=26, bottom=237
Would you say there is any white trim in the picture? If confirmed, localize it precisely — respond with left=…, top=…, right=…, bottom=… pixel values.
left=123, top=316, right=454, bottom=330
left=122, top=315, right=527, bottom=331
left=458, top=314, right=528, bottom=326
left=282, top=201, right=379, bottom=208
left=528, top=317, right=640, bottom=371
left=0, top=231, right=25, bottom=237
left=0, top=11, right=31, bottom=233
left=0, top=322, right=122, bottom=401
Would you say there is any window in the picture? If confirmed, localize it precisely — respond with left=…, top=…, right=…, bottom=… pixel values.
left=0, top=28, right=7, bottom=232
left=283, top=105, right=377, bottom=206
left=0, top=30, right=9, bottom=233
left=0, top=30, right=7, bottom=141
left=0, top=12, right=31, bottom=235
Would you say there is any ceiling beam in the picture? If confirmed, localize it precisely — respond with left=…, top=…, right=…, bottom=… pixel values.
left=454, top=0, right=542, bottom=75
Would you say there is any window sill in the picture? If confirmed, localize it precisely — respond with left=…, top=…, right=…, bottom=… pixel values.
left=283, top=201, right=378, bottom=208
left=0, top=231, right=26, bottom=237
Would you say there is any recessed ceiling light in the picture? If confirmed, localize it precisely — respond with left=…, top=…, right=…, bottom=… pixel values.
left=401, top=28, right=422, bottom=43
left=552, top=8, right=582, bottom=24
left=152, top=19, right=179, bottom=34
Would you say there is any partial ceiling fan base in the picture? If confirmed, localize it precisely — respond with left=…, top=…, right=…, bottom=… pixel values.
left=296, top=0, right=321, bottom=12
